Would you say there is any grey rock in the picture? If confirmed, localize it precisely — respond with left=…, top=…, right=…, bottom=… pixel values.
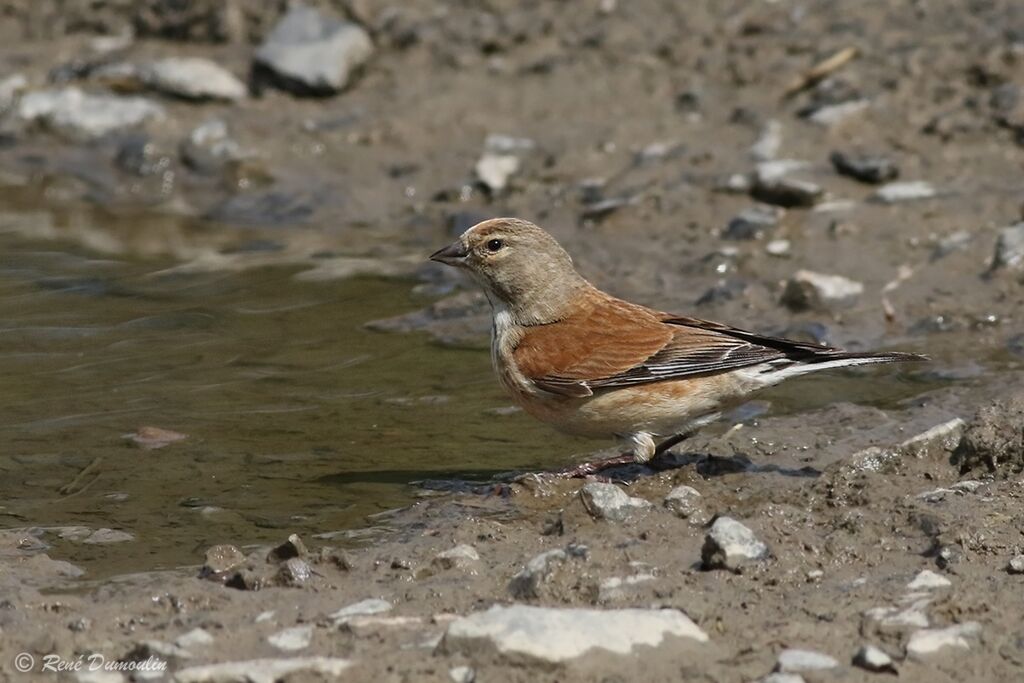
left=932, top=230, right=972, bottom=260
left=906, top=622, right=981, bottom=659
left=508, top=548, right=568, bottom=599
left=830, top=151, right=899, bottom=184
left=724, top=206, right=782, bottom=240
left=81, top=528, right=134, bottom=544
left=143, top=57, right=246, bottom=101
left=180, top=119, right=248, bottom=174
left=276, top=557, right=312, bottom=585
left=433, top=544, right=481, bottom=570
left=663, top=485, right=702, bottom=519
left=781, top=270, right=864, bottom=311
left=267, top=624, right=313, bottom=651
left=1007, top=554, right=1024, bottom=574
left=701, top=517, right=769, bottom=572
left=0, top=73, right=27, bottom=113
left=580, top=482, right=652, bottom=522
left=992, top=222, right=1024, bottom=270
left=329, top=598, right=391, bottom=625
left=871, top=181, right=937, bottom=203
left=18, top=87, right=163, bottom=140
left=776, top=648, right=839, bottom=672
left=173, top=657, right=351, bottom=683
left=853, top=644, right=897, bottom=673
left=441, top=605, right=708, bottom=664
left=254, top=5, right=373, bottom=96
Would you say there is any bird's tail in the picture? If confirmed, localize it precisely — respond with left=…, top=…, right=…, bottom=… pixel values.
left=765, top=350, right=928, bottom=382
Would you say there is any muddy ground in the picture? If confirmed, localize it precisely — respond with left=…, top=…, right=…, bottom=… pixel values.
left=1, top=1, right=1023, bottom=681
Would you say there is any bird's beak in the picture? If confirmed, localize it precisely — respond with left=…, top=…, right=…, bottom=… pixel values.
left=429, top=240, right=469, bottom=266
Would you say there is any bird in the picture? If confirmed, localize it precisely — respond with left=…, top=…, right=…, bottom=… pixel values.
left=430, top=217, right=927, bottom=476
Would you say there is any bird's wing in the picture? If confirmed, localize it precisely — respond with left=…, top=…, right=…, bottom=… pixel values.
left=513, top=297, right=814, bottom=397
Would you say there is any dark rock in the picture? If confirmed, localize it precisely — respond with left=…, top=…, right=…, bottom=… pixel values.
left=829, top=151, right=899, bottom=184
left=115, top=133, right=174, bottom=179
left=225, top=568, right=265, bottom=591
left=206, top=189, right=317, bottom=226
left=952, top=395, right=1024, bottom=473
left=723, top=206, right=781, bottom=240
left=1008, top=334, right=1024, bottom=357
left=695, top=279, right=749, bottom=306
left=254, top=5, right=374, bottom=96
left=268, top=534, right=307, bottom=563
left=751, top=162, right=824, bottom=207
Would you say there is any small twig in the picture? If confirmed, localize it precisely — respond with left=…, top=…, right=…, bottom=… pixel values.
left=783, top=46, right=858, bottom=98
left=58, top=456, right=103, bottom=496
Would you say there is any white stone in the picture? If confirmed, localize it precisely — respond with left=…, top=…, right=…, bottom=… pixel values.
left=950, top=480, right=984, bottom=493
left=595, top=573, right=656, bottom=602
left=329, top=598, right=391, bottom=625
left=761, top=675, right=805, bottom=683
left=254, top=610, right=275, bottom=623
left=18, top=87, right=163, bottom=140
left=749, top=119, right=782, bottom=161
left=993, top=222, right=1024, bottom=270
left=766, top=239, right=791, bottom=256
left=701, top=517, right=769, bottom=571
left=442, top=605, right=707, bottom=663
left=907, top=569, right=952, bottom=590
left=173, top=657, right=351, bottom=683
left=906, top=622, right=981, bottom=659
left=864, top=599, right=930, bottom=628
left=143, top=57, right=247, bottom=101
left=663, top=485, right=703, bottom=518
left=580, top=482, right=652, bottom=522
left=475, top=154, right=519, bottom=192
left=776, top=648, right=839, bottom=672
left=434, top=544, right=481, bottom=570
left=1008, top=554, right=1024, bottom=574
left=755, top=159, right=812, bottom=182
left=267, top=624, right=313, bottom=651
left=872, top=181, right=937, bottom=203
left=781, top=270, right=864, bottom=310
left=449, top=665, right=475, bottom=683
left=853, top=644, right=896, bottom=672
left=175, top=628, right=215, bottom=649
left=808, top=99, right=870, bottom=127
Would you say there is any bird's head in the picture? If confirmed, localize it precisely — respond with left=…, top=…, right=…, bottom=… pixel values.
left=430, top=218, right=589, bottom=324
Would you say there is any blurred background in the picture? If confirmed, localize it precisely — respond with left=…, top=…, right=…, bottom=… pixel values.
left=0, top=0, right=1021, bottom=577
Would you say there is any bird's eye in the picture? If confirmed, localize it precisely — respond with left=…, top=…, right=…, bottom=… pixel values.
left=486, top=239, right=504, bottom=252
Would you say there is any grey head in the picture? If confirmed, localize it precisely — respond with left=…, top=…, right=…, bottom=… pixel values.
left=429, top=218, right=591, bottom=325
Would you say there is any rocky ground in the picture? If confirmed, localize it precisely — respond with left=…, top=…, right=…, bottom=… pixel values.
left=1, top=1, right=1023, bottom=681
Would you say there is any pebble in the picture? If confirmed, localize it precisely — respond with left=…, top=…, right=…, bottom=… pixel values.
left=663, top=485, right=703, bottom=519
left=0, top=73, right=27, bottom=113
left=871, top=181, right=937, bottom=203
left=329, top=598, right=392, bottom=625
left=1007, top=554, right=1024, bottom=574
left=864, top=598, right=931, bottom=628
left=474, top=133, right=534, bottom=193
left=267, top=534, right=307, bottom=562
left=723, top=206, right=782, bottom=240
left=449, top=665, right=475, bottom=683
left=761, top=675, right=805, bottom=683
left=749, top=119, right=782, bottom=161
left=508, top=548, right=569, bottom=599
left=776, top=648, right=839, bottom=672
left=18, top=87, right=163, bottom=140
left=142, top=57, right=246, bottom=101
left=830, top=151, right=899, bottom=184
left=174, top=657, right=351, bottom=683
left=907, top=569, right=952, bottom=590
left=433, top=544, right=481, bottom=570
left=81, top=528, right=134, bottom=544
left=781, top=270, right=864, bottom=311
left=765, top=239, right=791, bottom=257
left=701, top=516, right=769, bottom=572
left=992, top=222, right=1024, bottom=270
left=808, top=99, right=870, bottom=127
left=580, top=482, right=652, bottom=522
left=180, top=119, right=247, bottom=174
left=906, top=622, right=981, bottom=659
left=752, top=175, right=825, bottom=208
left=202, top=544, right=246, bottom=576
left=254, top=5, right=374, bottom=96
left=441, top=605, right=707, bottom=664
left=175, top=628, right=214, bottom=649
left=932, top=230, right=972, bottom=260
left=267, top=624, right=314, bottom=651
left=853, top=644, right=897, bottom=673
left=594, top=573, right=656, bottom=602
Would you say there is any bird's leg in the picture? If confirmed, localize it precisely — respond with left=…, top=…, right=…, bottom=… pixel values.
left=552, top=452, right=638, bottom=478
left=653, top=428, right=698, bottom=457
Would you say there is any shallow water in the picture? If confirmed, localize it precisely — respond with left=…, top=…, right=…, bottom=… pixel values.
left=0, top=199, right=588, bottom=578
left=0, top=194, right=965, bottom=580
